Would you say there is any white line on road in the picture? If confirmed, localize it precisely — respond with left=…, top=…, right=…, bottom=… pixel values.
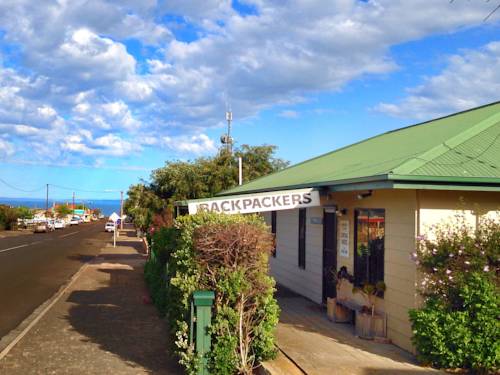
left=59, top=231, right=80, bottom=238
left=0, top=244, right=29, bottom=254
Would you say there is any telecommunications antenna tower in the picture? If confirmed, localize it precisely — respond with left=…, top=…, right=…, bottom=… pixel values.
left=220, top=109, right=233, bottom=154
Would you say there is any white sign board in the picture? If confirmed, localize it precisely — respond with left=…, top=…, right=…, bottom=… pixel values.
left=188, top=188, right=320, bottom=215
left=338, top=220, right=349, bottom=258
left=109, top=212, right=120, bottom=222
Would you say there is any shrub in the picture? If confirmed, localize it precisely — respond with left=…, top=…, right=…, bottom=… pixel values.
left=151, top=212, right=279, bottom=374
left=144, top=226, right=178, bottom=316
left=409, top=216, right=500, bottom=374
left=0, top=205, right=20, bottom=230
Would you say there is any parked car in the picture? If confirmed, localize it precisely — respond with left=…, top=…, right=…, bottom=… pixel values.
left=104, top=221, right=115, bottom=232
left=34, top=221, right=54, bottom=233
left=70, top=217, right=80, bottom=225
left=54, top=219, right=65, bottom=229
left=47, top=220, right=56, bottom=231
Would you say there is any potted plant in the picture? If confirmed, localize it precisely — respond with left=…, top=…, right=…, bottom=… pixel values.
left=353, top=281, right=386, bottom=339
left=327, top=267, right=355, bottom=322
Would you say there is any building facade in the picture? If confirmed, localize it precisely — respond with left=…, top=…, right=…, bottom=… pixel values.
left=181, top=102, right=500, bottom=353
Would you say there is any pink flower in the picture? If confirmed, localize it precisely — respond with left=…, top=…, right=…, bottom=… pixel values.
left=446, top=269, right=452, bottom=275
left=483, top=265, right=490, bottom=272
left=449, top=253, right=454, bottom=258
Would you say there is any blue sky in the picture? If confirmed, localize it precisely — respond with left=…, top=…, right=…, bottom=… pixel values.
left=0, top=1, right=499, bottom=199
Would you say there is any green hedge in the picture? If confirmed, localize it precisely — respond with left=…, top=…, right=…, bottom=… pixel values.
left=144, top=212, right=279, bottom=374
left=409, top=217, right=500, bottom=374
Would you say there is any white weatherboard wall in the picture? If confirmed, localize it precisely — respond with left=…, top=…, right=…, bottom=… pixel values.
left=264, top=207, right=324, bottom=304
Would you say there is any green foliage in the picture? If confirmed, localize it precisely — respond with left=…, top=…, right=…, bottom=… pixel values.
left=56, top=204, right=73, bottom=217
left=124, top=183, right=164, bottom=232
left=144, top=212, right=279, bottom=374
left=0, top=204, right=22, bottom=230
left=15, top=206, right=33, bottom=219
left=409, top=216, right=500, bottom=374
left=150, top=145, right=288, bottom=202
left=144, top=256, right=168, bottom=316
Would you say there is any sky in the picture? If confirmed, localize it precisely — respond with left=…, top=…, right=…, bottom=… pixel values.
left=0, top=0, right=499, bottom=200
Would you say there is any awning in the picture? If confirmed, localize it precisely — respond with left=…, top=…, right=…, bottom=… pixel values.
left=187, top=188, right=321, bottom=215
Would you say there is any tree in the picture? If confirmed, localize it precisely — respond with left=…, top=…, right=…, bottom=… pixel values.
left=124, top=183, right=164, bottom=232
left=125, top=144, right=288, bottom=230
left=0, top=205, right=19, bottom=230
left=16, top=206, right=33, bottom=219
left=150, top=144, right=288, bottom=203
left=56, top=205, right=73, bottom=217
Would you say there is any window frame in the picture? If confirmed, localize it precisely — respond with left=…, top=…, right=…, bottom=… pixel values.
left=353, top=208, right=385, bottom=290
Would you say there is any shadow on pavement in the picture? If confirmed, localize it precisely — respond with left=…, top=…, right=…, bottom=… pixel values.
left=65, top=265, right=182, bottom=375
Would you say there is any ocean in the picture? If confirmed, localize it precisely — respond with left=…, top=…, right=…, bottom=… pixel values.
left=0, top=197, right=122, bottom=216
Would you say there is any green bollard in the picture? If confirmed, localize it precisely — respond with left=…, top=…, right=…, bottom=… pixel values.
left=193, top=290, right=215, bottom=375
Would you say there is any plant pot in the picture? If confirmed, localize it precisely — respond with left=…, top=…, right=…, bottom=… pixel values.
left=333, top=300, right=352, bottom=323
left=326, top=297, right=336, bottom=321
left=355, top=312, right=374, bottom=339
left=355, top=311, right=386, bottom=339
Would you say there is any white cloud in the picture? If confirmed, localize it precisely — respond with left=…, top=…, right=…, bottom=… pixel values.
left=161, top=134, right=217, bottom=155
left=376, top=41, right=500, bottom=120
left=0, top=139, right=15, bottom=158
left=61, top=133, right=141, bottom=157
left=0, top=0, right=498, bottom=164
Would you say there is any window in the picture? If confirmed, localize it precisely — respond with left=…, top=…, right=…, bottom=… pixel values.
left=354, top=209, right=385, bottom=287
left=298, top=208, right=306, bottom=269
left=271, top=211, right=277, bottom=257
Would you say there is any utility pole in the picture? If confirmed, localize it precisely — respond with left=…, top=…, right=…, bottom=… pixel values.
left=46, top=184, right=49, bottom=213
left=120, top=191, right=123, bottom=231
left=72, top=192, right=75, bottom=214
left=238, top=156, right=243, bottom=185
left=226, top=111, right=233, bottom=154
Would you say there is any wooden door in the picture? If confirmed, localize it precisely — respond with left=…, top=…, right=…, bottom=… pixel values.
left=322, top=209, right=337, bottom=303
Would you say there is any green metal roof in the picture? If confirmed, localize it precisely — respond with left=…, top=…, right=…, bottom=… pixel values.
left=220, top=101, right=500, bottom=196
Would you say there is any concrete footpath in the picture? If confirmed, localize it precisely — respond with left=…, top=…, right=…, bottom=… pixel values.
left=0, top=226, right=182, bottom=375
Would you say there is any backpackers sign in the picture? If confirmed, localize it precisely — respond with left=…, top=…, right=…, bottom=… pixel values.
left=188, top=188, right=320, bottom=215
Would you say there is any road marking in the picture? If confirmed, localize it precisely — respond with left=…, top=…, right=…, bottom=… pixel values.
left=59, top=231, right=80, bottom=238
left=0, top=244, right=28, bottom=254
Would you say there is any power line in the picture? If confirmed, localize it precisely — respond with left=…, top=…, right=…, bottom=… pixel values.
left=0, top=178, right=46, bottom=193
left=48, top=184, right=121, bottom=194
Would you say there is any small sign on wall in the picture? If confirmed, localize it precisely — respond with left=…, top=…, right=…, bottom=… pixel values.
left=338, top=220, right=349, bottom=258
left=310, top=217, right=323, bottom=225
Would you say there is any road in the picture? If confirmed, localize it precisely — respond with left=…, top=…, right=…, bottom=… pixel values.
left=0, top=220, right=111, bottom=339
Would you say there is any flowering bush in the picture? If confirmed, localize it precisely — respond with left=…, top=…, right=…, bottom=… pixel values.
left=409, top=215, right=499, bottom=374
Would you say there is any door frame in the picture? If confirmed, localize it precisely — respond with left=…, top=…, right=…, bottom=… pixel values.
left=322, top=207, right=337, bottom=303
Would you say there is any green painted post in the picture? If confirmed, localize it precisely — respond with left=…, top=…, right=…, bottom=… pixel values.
left=193, top=290, right=215, bottom=375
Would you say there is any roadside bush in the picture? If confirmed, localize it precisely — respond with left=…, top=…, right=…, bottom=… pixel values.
left=409, top=216, right=500, bottom=374
left=160, top=212, right=279, bottom=374
left=144, top=227, right=178, bottom=316
left=0, top=205, right=20, bottom=230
